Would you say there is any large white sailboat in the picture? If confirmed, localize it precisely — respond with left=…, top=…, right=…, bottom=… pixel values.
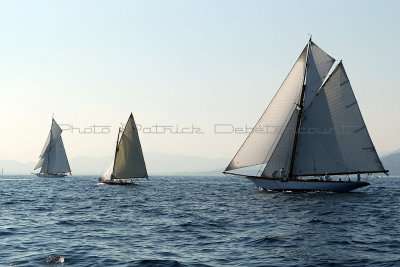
left=224, top=38, right=388, bottom=192
left=99, top=113, right=148, bottom=185
left=34, top=118, right=72, bottom=178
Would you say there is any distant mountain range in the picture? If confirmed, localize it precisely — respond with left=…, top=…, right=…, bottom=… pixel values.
left=1, top=150, right=399, bottom=176
left=0, top=152, right=229, bottom=176
left=381, top=150, right=400, bottom=176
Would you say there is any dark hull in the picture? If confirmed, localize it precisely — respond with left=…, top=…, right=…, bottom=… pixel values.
left=248, top=177, right=370, bottom=193
left=98, top=178, right=137, bottom=186
left=36, top=173, right=67, bottom=178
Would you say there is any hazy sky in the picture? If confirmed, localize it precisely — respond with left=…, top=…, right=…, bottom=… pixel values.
left=1, top=0, right=399, bottom=163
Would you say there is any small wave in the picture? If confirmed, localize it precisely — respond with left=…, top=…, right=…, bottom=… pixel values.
left=205, top=221, right=226, bottom=228
left=327, top=240, right=352, bottom=245
left=318, top=211, right=335, bottom=216
left=131, top=260, right=185, bottom=267
left=251, top=236, right=281, bottom=244
left=80, top=218, right=100, bottom=225
left=180, top=221, right=194, bottom=227
left=0, top=230, right=15, bottom=236
left=0, top=178, right=32, bottom=181
left=388, top=240, right=400, bottom=248
left=56, top=220, right=74, bottom=226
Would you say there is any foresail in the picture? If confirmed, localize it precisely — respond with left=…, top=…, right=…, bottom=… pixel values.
left=262, top=108, right=298, bottom=176
left=101, top=161, right=114, bottom=180
left=39, top=157, right=49, bottom=173
left=303, top=42, right=335, bottom=110
left=34, top=156, right=48, bottom=172
left=225, top=45, right=307, bottom=171
left=35, top=153, right=47, bottom=170
left=39, top=132, right=51, bottom=158
left=293, top=63, right=385, bottom=176
left=47, top=137, right=71, bottom=173
left=113, top=114, right=148, bottom=178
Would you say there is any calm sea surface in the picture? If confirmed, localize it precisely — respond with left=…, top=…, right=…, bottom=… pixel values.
left=0, top=175, right=399, bottom=266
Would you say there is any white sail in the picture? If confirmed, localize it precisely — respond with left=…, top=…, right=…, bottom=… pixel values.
left=35, top=152, right=46, bottom=170
left=35, top=119, right=71, bottom=174
left=101, top=128, right=122, bottom=180
left=259, top=41, right=335, bottom=176
left=112, top=114, right=148, bottom=179
left=293, top=62, right=385, bottom=175
left=39, top=132, right=51, bottom=158
left=303, top=42, right=335, bottom=110
left=37, top=156, right=48, bottom=173
left=35, top=132, right=52, bottom=170
left=47, top=137, right=71, bottom=173
left=101, top=161, right=114, bottom=181
left=50, top=119, right=62, bottom=143
left=262, top=109, right=298, bottom=176
left=225, top=45, right=307, bottom=171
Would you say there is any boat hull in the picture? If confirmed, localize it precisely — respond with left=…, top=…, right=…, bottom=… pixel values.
left=35, top=173, right=67, bottom=178
left=248, top=177, right=370, bottom=193
left=98, top=178, right=137, bottom=186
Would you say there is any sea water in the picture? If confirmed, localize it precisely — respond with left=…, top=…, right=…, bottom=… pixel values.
left=0, top=175, right=399, bottom=266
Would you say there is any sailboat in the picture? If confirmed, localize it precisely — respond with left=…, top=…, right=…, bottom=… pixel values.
left=223, top=37, right=388, bottom=192
left=98, top=113, right=148, bottom=185
left=34, top=117, right=72, bottom=178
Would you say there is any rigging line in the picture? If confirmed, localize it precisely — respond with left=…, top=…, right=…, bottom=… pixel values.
left=308, top=60, right=342, bottom=108
left=111, top=127, right=122, bottom=179
left=256, top=162, right=265, bottom=176
left=49, top=134, right=63, bottom=150
left=45, top=119, right=56, bottom=174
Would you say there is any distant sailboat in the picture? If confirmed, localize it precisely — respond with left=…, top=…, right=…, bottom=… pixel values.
left=34, top=118, right=72, bottom=178
left=224, top=37, right=388, bottom=192
left=99, top=113, right=148, bottom=185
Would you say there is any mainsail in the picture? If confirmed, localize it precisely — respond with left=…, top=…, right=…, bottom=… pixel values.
left=225, top=45, right=308, bottom=171
left=34, top=119, right=71, bottom=174
left=102, top=113, right=148, bottom=180
left=226, top=38, right=386, bottom=177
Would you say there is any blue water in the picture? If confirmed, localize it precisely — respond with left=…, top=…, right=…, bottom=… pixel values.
left=0, top=175, right=399, bottom=266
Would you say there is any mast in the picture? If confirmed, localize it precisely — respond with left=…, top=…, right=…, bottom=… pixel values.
left=288, top=37, right=311, bottom=178
left=111, top=127, right=121, bottom=179
left=45, top=114, right=54, bottom=175
left=45, top=119, right=54, bottom=175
